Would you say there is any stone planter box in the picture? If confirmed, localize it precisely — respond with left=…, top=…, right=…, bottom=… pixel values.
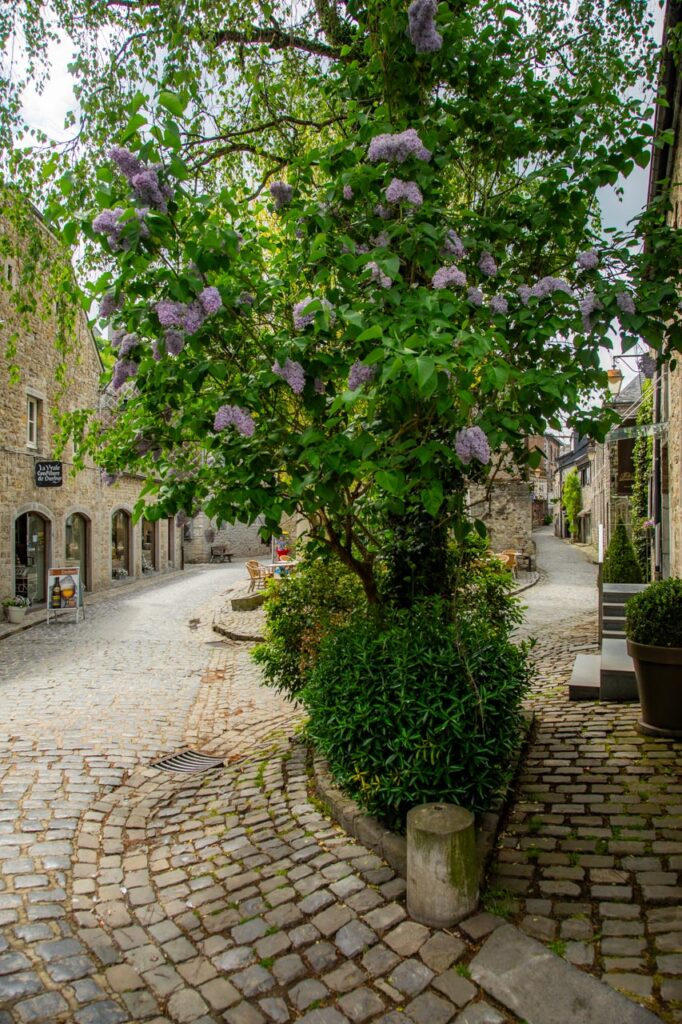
left=5, top=606, right=27, bottom=624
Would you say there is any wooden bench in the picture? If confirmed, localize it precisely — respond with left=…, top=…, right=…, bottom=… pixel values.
left=210, top=545, right=234, bottom=563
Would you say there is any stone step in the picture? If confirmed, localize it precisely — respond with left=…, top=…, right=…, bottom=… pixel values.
left=600, top=637, right=638, bottom=701
left=470, top=923, right=663, bottom=1024
left=602, top=583, right=648, bottom=607
left=569, top=654, right=600, bottom=701
left=603, top=612, right=626, bottom=627
left=603, top=629, right=626, bottom=640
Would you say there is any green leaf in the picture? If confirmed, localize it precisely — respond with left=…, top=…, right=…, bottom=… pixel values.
left=376, top=470, right=405, bottom=496
left=158, top=91, right=188, bottom=118
left=421, top=481, right=443, bottom=516
left=356, top=324, right=383, bottom=342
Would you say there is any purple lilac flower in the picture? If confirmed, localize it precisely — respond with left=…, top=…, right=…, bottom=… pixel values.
left=270, top=181, right=294, bottom=209
left=156, top=300, right=186, bottom=328
left=131, top=168, right=167, bottom=211
left=151, top=339, right=162, bottom=361
left=112, top=359, right=138, bottom=391
left=367, top=128, right=432, bottom=164
left=455, top=426, right=491, bottom=466
left=118, top=333, right=138, bottom=357
left=367, top=261, right=392, bottom=289
left=467, top=287, right=484, bottom=307
left=442, top=230, right=466, bottom=260
left=529, top=276, right=575, bottom=300
left=616, top=291, right=636, bottom=315
left=99, top=292, right=122, bottom=319
left=314, top=378, right=325, bottom=395
left=92, top=207, right=126, bottom=249
left=432, top=266, right=467, bottom=290
left=182, top=302, right=205, bottom=335
left=135, top=208, right=150, bottom=239
left=165, top=330, right=185, bottom=356
left=293, top=297, right=334, bottom=330
left=348, top=361, right=376, bottom=391
left=479, top=252, right=497, bottom=277
left=577, top=249, right=599, bottom=270
left=374, top=204, right=392, bottom=220
left=490, top=294, right=509, bottom=315
left=213, top=404, right=256, bottom=437
left=385, top=178, right=423, bottom=207
left=273, top=358, right=306, bottom=394
left=343, top=185, right=354, bottom=201
left=109, top=146, right=142, bottom=181
left=371, top=231, right=390, bottom=248
left=517, top=285, right=532, bottom=306
left=407, top=0, right=443, bottom=52
left=579, top=291, right=602, bottom=333
left=199, top=286, right=222, bottom=316
left=238, top=291, right=255, bottom=306
left=110, top=329, right=124, bottom=349
left=101, top=470, right=118, bottom=486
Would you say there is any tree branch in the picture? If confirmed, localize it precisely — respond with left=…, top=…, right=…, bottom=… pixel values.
left=214, top=26, right=343, bottom=60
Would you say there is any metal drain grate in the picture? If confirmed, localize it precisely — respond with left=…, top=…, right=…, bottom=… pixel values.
left=152, top=750, right=224, bottom=774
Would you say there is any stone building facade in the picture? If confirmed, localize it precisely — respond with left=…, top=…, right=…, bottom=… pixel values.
left=0, top=201, right=182, bottom=604
left=183, top=511, right=267, bottom=563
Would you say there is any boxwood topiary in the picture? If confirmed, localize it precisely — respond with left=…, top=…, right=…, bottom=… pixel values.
left=625, top=577, right=682, bottom=648
left=302, top=596, right=533, bottom=832
left=602, top=518, right=643, bottom=584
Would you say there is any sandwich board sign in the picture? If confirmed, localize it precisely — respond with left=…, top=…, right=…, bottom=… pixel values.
left=46, top=567, right=84, bottom=624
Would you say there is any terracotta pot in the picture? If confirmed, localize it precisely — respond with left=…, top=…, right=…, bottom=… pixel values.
left=627, top=639, right=682, bottom=738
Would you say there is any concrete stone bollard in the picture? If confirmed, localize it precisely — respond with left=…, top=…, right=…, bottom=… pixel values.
left=406, top=802, right=479, bottom=927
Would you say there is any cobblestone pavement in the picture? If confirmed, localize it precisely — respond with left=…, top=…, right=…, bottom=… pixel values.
left=486, top=529, right=681, bottom=1021
left=519, top=526, right=597, bottom=634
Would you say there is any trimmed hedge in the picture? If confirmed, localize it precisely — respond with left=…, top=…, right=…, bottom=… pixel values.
left=626, top=577, right=682, bottom=648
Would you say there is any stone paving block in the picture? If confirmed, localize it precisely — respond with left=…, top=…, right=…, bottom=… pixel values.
left=454, top=1002, right=506, bottom=1024
left=0, top=951, right=32, bottom=975
left=387, top=957, right=433, bottom=996
left=337, top=986, right=385, bottom=1022
left=166, top=987, right=210, bottom=1022
left=231, top=964, right=275, bottom=998
left=106, top=963, right=145, bottom=991
left=297, top=1009, right=350, bottom=1024
left=458, top=914, right=504, bottom=942
left=45, top=954, right=95, bottom=982
left=74, top=1001, right=130, bottom=1024
left=323, top=962, right=366, bottom=993
left=383, top=921, right=430, bottom=956
left=214, top=946, right=254, bottom=972
left=0, top=971, right=43, bottom=1002
left=470, top=923, right=661, bottom=1024
left=290, top=977, right=328, bottom=1011
left=14, top=992, right=70, bottom=1023
left=311, top=905, right=354, bottom=937
left=432, top=969, right=477, bottom=1007
left=224, top=1002, right=266, bottom=1024
left=198, top=976, right=240, bottom=1011
left=335, top=920, right=377, bottom=958
left=305, top=941, right=339, bottom=973
left=272, top=953, right=307, bottom=985
left=405, top=990, right=456, bottom=1024
left=419, top=932, right=466, bottom=973
left=259, top=997, right=290, bottom=1023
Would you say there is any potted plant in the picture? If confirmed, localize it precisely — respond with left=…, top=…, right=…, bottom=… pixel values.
left=625, top=577, right=682, bottom=738
left=3, top=596, right=31, bottom=623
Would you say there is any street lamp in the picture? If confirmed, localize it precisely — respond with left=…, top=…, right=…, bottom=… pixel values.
left=607, top=366, right=624, bottom=397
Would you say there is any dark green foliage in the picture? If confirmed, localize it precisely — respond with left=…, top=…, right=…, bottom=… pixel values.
left=450, top=537, right=523, bottom=635
left=602, top=519, right=643, bottom=584
left=252, top=552, right=364, bottom=699
left=562, top=470, right=582, bottom=539
left=630, top=379, right=653, bottom=581
left=301, top=598, right=533, bottom=832
left=626, top=577, right=682, bottom=648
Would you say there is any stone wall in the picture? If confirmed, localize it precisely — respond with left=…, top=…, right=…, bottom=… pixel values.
left=183, top=512, right=268, bottom=562
left=469, top=479, right=533, bottom=553
left=0, top=204, right=182, bottom=600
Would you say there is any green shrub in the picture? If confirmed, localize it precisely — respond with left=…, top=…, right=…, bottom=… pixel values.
left=602, top=519, right=643, bottom=584
left=625, top=577, right=682, bottom=647
left=451, top=549, right=523, bottom=635
left=302, top=597, right=533, bottom=832
left=562, top=470, right=582, bottom=539
left=252, top=552, right=365, bottom=699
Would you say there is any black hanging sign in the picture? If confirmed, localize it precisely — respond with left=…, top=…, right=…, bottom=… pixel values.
left=35, top=461, right=63, bottom=487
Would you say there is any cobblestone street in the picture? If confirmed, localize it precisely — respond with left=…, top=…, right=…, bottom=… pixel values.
left=0, top=544, right=672, bottom=1024
left=486, top=531, right=682, bottom=1021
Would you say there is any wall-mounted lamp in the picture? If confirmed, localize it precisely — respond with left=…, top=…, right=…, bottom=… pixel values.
left=607, top=366, right=624, bottom=397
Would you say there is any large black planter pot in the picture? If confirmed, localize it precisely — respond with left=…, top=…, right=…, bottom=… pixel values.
left=626, top=640, right=682, bottom=738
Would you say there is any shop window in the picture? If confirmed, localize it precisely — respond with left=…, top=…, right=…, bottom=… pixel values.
left=15, top=512, right=48, bottom=603
left=141, top=518, right=157, bottom=571
left=65, top=513, right=89, bottom=590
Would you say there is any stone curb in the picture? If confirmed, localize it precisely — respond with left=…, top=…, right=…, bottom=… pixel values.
left=511, top=570, right=540, bottom=595
left=312, top=713, right=534, bottom=885
left=213, top=620, right=265, bottom=643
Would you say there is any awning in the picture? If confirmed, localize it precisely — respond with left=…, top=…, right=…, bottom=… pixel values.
left=606, top=422, right=668, bottom=442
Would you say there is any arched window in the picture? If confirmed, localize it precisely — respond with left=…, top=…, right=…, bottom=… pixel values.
left=14, top=511, right=49, bottom=603
left=111, top=510, right=131, bottom=578
left=65, top=513, right=89, bottom=589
